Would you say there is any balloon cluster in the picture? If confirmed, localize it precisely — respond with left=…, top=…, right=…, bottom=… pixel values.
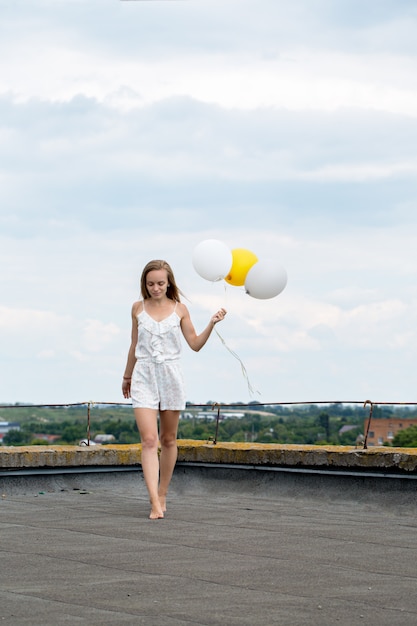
left=192, top=239, right=287, bottom=300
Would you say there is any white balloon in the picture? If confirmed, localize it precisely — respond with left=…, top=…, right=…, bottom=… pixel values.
left=192, top=239, right=233, bottom=282
left=245, top=260, right=287, bottom=299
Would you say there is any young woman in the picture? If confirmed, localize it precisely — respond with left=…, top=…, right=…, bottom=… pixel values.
left=122, top=259, right=226, bottom=519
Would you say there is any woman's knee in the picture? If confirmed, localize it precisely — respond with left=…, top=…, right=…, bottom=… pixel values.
left=159, top=432, right=177, bottom=448
left=140, top=433, right=159, bottom=450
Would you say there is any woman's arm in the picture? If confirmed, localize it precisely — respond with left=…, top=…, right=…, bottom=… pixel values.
left=122, top=302, right=141, bottom=398
left=179, top=303, right=226, bottom=352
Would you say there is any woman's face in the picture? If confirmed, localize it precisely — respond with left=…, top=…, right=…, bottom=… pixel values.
left=145, top=269, right=169, bottom=299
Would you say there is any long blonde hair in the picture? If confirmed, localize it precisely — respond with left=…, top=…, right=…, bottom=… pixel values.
left=140, top=260, right=181, bottom=302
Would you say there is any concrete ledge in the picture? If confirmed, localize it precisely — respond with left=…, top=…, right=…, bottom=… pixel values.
left=178, top=441, right=417, bottom=473
left=1, top=440, right=417, bottom=474
left=0, top=444, right=142, bottom=470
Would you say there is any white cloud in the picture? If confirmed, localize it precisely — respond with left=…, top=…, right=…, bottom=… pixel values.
left=37, top=349, right=56, bottom=359
left=292, top=160, right=417, bottom=182
left=82, top=319, right=120, bottom=353
left=0, top=306, right=71, bottom=336
left=0, top=305, right=121, bottom=359
left=4, top=47, right=417, bottom=117
left=2, top=1, right=417, bottom=118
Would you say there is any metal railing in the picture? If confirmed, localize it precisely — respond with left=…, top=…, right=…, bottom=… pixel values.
left=1, top=399, right=416, bottom=447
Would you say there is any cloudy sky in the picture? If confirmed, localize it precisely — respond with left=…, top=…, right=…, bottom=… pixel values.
left=1, top=0, right=417, bottom=407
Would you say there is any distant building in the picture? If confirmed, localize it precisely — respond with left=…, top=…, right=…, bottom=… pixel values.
left=32, top=434, right=61, bottom=443
left=196, top=412, right=216, bottom=421
left=364, top=417, right=417, bottom=446
left=0, top=421, right=21, bottom=434
left=94, top=434, right=116, bottom=444
left=338, top=425, right=359, bottom=436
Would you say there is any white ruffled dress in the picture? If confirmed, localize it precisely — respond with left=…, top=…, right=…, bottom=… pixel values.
left=131, top=303, right=186, bottom=410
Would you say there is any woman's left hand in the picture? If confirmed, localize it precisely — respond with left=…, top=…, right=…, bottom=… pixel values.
left=211, top=308, right=227, bottom=324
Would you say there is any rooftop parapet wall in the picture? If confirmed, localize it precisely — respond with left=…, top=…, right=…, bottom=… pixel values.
left=1, top=440, right=417, bottom=474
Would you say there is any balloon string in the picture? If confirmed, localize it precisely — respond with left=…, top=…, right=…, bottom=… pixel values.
left=214, top=327, right=260, bottom=397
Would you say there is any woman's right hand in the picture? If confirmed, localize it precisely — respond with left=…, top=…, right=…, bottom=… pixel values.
left=122, top=378, right=131, bottom=399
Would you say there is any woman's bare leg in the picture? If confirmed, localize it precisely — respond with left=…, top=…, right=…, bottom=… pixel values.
left=158, top=410, right=180, bottom=512
left=134, top=408, right=164, bottom=519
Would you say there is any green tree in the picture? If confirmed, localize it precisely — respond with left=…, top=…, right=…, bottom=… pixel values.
left=3, top=429, right=30, bottom=446
left=60, top=424, right=86, bottom=444
left=392, top=425, right=417, bottom=447
left=117, top=430, right=140, bottom=444
left=318, top=412, right=330, bottom=441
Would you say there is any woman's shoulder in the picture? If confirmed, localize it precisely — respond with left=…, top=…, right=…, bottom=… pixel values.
left=131, top=300, right=144, bottom=316
left=175, top=301, right=189, bottom=317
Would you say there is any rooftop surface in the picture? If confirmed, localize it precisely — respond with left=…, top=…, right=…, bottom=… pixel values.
left=1, top=464, right=417, bottom=626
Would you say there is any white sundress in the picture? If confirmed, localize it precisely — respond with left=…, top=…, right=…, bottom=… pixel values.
left=130, top=302, right=186, bottom=410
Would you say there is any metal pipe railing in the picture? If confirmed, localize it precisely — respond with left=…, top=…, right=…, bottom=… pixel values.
left=1, top=399, right=416, bottom=447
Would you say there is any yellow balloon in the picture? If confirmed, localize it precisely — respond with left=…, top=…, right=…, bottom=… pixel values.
left=224, top=248, right=258, bottom=286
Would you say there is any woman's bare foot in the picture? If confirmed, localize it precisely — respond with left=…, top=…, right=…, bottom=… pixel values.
left=149, top=506, right=164, bottom=520
left=149, top=498, right=164, bottom=520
